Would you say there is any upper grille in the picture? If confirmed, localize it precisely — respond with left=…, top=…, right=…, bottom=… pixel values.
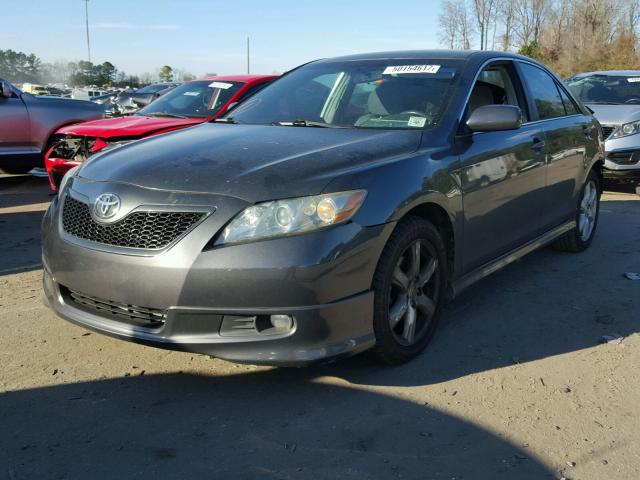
left=601, top=125, right=616, bottom=139
left=62, top=285, right=166, bottom=329
left=62, top=195, right=205, bottom=249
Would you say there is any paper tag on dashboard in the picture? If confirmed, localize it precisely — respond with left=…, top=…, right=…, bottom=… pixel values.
left=627, top=78, right=640, bottom=83
left=209, top=82, right=233, bottom=89
left=408, top=116, right=427, bottom=127
left=383, top=65, right=441, bottom=75
left=183, top=91, right=200, bottom=96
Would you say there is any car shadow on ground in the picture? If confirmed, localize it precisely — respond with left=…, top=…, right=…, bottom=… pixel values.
left=0, top=371, right=554, bottom=479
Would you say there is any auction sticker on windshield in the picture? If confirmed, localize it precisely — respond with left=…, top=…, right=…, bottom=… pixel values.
left=209, top=82, right=233, bottom=89
left=627, top=78, right=640, bottom=83
left=383, top=65, right=441, bottom=75
left=408, top=116, right=427, bottom=127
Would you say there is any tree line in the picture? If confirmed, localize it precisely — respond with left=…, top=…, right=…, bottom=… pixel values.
left=439, top=0, right=640, bottom=77
left=0, top=49, right=195, bottom=87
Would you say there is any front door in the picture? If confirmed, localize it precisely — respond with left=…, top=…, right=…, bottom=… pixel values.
left=458, top=62, right=547, bottom=272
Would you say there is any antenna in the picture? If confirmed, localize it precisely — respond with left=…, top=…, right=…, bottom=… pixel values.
left=246, top=36, right=250, bottom=74
left=85, top=0, right=91, bottom=63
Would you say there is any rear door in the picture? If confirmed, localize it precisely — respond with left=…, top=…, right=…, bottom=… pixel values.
left=516, top=62, right=591, bottom=230
left=458, top=61, right=548, bottom=272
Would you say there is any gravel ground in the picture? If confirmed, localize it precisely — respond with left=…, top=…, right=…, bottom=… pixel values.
left=1, top=175, right=639, bottom=479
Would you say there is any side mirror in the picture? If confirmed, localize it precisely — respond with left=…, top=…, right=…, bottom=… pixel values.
left=466, top=105, right=522, bottom=132
left=0, top=82, right=12, bottom=98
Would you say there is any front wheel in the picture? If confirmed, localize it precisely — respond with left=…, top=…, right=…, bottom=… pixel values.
left=553, top=169, right=601, bottom=252
left=372, top=216, right=448, bottom=365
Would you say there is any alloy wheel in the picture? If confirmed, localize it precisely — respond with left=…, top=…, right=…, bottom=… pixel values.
left=388, top=239, right=440, bottom=346
left=579, top=179, right=598, bottom=241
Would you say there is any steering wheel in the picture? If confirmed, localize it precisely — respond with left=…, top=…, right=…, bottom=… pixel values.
left=624, top=98, right=640, bottom=104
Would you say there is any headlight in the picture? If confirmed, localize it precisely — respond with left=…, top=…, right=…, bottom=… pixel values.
left=216, top=190, right=367, bottom=245
left=58, top=165, right=80, bottom=193
left=613, top=120, right=640, bottom=138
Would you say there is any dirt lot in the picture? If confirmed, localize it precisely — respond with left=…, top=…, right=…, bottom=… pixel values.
left=1, top=174, right=639, bottom=479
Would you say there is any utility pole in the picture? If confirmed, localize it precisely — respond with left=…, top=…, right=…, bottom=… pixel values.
left=246, top=36, right=250, bottom=74
left=85, top=0, right=91, bottom=63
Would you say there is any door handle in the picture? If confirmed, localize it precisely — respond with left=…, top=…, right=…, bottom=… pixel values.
left=531, top=137, right=546, bottom=152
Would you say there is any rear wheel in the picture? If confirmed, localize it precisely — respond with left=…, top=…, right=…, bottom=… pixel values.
left=373, top=216, right=448, bottom=365
left=553, top=169, right=601, bottom=252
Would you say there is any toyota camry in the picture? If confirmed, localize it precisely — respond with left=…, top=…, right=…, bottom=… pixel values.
left=43, top=50, right=603, bottom=366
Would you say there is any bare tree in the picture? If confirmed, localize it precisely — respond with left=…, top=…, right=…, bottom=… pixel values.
left=439, top=0, right=476, bottom=49
left=473, top=0, right=498, bottom=49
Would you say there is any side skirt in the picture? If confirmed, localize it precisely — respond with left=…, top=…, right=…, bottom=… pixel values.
left=451, top=220, right=576, bottom=298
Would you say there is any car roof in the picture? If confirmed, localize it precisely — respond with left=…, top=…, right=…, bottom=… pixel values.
left=571, top=70, right=640, bottom=78
left=196, top=74, right=277, bottom=83
left=313, top=49, right=531, bottom=63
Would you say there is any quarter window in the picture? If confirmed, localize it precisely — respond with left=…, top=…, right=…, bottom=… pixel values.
left=519, top=63, right=566, bottom=120
left=558, top=86, right=579, bottom=115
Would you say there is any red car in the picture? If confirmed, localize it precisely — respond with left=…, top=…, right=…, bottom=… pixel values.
left=45, top=74, right=276, bottom=190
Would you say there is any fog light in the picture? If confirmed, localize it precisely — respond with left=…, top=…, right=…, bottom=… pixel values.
left=270, top=314, right=293, bottom=331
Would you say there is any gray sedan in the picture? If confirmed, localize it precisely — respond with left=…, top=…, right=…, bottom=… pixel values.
left=43, top=50, right=603, bottom=366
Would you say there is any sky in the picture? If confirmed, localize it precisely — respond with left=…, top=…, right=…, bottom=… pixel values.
left=1, top=0, right=444, bottom=77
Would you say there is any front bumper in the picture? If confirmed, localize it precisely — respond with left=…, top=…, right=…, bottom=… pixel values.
left=603, top=136, right=640, bottom=180
left=42, top=180, right=393, bottom=365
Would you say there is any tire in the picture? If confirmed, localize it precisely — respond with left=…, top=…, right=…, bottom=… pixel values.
left=553, top=169, right=601, bottom=252
left=372, top=216, right=448, bottom=365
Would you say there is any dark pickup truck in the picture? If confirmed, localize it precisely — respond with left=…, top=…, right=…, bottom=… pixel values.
left=0, top=78, right=105, bottom=174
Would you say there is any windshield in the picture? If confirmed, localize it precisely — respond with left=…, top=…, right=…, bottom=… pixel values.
left=228, top=60, right=459, bottom=129
left=566, top=74, right=640, bottom=105
left=138, top=80, right=243, bottom=119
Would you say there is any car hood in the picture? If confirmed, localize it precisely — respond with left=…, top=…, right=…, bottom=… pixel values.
left=586, top=103, right=640, bottom=125
left=78, top=123, right=422, bottom=202
left=56, top=115, right=203, bottom=138
left=22, top=93, right=105, bottom=112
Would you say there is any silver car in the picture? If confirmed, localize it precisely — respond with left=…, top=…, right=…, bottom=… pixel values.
left=567, top=71, right=640, bottom=185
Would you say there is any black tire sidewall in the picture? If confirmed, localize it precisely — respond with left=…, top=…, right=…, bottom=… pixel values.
left=373, top=217, right=448, bottom=363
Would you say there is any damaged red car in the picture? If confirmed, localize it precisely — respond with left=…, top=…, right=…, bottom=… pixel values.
left=45, top=74, right=276, bottom=190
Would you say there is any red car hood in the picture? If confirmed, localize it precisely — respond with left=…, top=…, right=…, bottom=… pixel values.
left=56, top=115, right=204, bottom=139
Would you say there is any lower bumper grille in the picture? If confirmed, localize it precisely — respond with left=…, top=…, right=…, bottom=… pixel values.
left=607, top=151, right=640, bottom=166
left=61, top=285, right=166, bottom=328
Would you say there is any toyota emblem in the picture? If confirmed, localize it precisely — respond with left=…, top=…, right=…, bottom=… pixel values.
left=94, top=193, right=121, bottom=220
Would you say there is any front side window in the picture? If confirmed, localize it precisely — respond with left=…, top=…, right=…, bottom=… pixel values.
left=566, top=74, right=640, bottom=105
left=468, top=63, right=527, bottom=120
left=228, top=60, right=460, bottom=130
left=519, top=63, right=566, bottom=120
left=138, top=80, right=243, bottom=118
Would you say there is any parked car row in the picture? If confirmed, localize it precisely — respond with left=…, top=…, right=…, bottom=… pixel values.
left=44, top=75, right=276, bottom=189
left=40, top=50, right=607, bottom=366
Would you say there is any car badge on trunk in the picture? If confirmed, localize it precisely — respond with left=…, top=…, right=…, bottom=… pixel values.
left=94, top=193, right=121, bottom=220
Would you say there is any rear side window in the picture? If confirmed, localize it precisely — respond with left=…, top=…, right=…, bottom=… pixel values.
left=519, top=63, right=566, bottom=120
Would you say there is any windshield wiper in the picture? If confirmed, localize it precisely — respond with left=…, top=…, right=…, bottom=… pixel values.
left=271, top=120, right=345, bottom=128
left=585, top=101, right=621, bottom=105
left=144, top=112, right=188, bottom=119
